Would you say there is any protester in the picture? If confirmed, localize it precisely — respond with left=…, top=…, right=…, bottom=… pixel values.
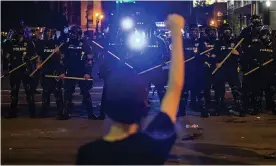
left=76, top=14, right=185, bottom=165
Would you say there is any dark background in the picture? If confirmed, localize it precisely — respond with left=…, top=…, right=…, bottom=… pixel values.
left=1, top=1, right=192, bottom=30
left=1, top=1, right=67, bottom=30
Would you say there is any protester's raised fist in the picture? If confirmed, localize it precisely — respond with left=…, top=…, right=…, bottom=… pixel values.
left=165, top=14, right=185, bottom=32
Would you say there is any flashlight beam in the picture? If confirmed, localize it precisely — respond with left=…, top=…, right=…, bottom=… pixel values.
left=92, top=40, right=134, bottom=69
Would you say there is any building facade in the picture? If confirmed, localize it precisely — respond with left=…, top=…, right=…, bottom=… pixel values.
left=227, top=0, right=276, bottom=34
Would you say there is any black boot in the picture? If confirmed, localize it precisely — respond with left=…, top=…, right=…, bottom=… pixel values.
left=6, top=100, right=18, bottom=119
left=27, top=95, right=36, bottom=118
left=250, top=95, right=262, bottom=115
left=177, top=94, right=188, bottom=117
left=57, top=102, right=70, bottom=120
left=213, top=96, right=224, bottom=116
left=40, top=93, right=50, bottom=118
left=157, top=89, right=166, bottom=103
left=236, top=99, right=246, bottom=117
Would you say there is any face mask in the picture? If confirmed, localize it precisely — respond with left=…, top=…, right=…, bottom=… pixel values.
left=223, top=30, right=231, bottom=39
left=252, top=19, right=262, bottom=27
left=261, top=35, right=270, bottom=44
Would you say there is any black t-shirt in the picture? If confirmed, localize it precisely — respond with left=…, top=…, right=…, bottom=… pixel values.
left=76, top=112, right=176, bottom=165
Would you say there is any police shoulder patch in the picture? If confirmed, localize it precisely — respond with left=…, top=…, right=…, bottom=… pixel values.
left=24, top=42, right=27, bottom=46
left=231, top=43, right=234, bottom=47
left=79, top=42, right=83, bottom=46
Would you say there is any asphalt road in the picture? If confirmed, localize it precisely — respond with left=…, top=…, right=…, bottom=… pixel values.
left=1, top=77, right=276, bottom=164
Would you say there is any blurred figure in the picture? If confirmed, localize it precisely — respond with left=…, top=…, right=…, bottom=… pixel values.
left=76, top=14, right=185, bottom=165
left=178, top=24, right=199, bottom=116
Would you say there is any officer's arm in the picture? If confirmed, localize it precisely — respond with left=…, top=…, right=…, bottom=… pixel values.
left=28, top=41, right=36, bottom=58
left=4, top=43, right=12, bottom=71
left=83, top=42, right=93, bottom=76
left=85, top=53, right=93, bottom=76
left=56, top=53, right=66, bottom=75
left=161, top=15, right=184, bottom=123
left=35, top=41, right=42, bottom=68
left=58, top=44, right=67, bottom=74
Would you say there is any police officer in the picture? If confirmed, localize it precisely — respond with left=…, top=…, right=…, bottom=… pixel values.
left=59, top=26, right=97, bottom=120
left=178, top=25, right=200, bottom=116
left=200, top=26, right=218, bottom=117
left=36, top=28, right=65, bottom=118
left=144, top=31, right=169, bottom=103
left=239, top=15, right=264, bottom=114
left=212, top=23, right=244, bottom=116
left=257, top=27, right=276, bottom=115
left=31, top=28, right=42, bottom=94
left=5, top=29, right=36, bottom=118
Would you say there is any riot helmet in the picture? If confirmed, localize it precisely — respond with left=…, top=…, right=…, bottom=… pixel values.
left=205, top=26, right=217, bottom=39
left=250, top=15, right=263, bottom=28
left=69, top=25, right=82, bottom=41
left=44, top=28, right=56, bottom=40
left=219, top=23, right=232, bottom=40
left=259, top=27, right=272, bottom=45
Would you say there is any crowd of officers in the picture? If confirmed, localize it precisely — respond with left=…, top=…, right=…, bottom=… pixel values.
left=2, top=24, right=100, bottom=120
left=1, top=14, right=276, bottom=120
left=176, top=15, right=276, bottom=117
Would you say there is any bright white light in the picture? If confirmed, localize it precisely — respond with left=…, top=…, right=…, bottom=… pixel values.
left=127, top=30, right=147, bottom=51
left=121, top=17, right=134, bottom=31
left=266, top=0, right=271, bottom=7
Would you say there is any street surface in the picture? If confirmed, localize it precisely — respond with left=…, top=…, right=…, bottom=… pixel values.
left=1, top=76, right=276, bottom=164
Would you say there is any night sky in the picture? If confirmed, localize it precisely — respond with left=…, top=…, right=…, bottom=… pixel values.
left=1, top=1, right=66, bottom=31
left=1, top=1, right=192, bottom=31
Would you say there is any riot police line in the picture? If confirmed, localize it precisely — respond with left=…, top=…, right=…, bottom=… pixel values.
left=1, top=14, right=276, bottom=120
left=1, top=24, right=99, bottom=120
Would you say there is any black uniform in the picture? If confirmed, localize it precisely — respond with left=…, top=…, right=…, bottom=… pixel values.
left=178, top=33, right=200, bottom=116
left=31, top=38, right=41, bottom=94
left=5, top=35, right=36, bottom=118
left=138, top=35, right=168, bottom=102
left=60, top=26, right=97, bottom=120
left=36, top=36, right=65, bottom=118
left=244, top=28, right=276, bottom=115
left=212, top=24, right=243, bottom=115
left=202, top=37, right=217, bottom=108
left=239, top=15, right=264, bottom=114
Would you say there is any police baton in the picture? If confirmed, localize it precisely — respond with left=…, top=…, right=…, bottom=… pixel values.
left=244, top=59, right=274, bottom=76
left=138, top=47, right=213, bottom=75
left=29, top=43, right=64, bottom=77
left=45, top=75, right=93, bottom=81
left=212, top=38, right=244, bottom=75
left=91, top=40, right=134, bottom=69
left=1, top=55, right=39, bottom=78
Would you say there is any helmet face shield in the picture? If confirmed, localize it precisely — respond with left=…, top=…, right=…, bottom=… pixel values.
left=190, top=29, right=199, bottom=39
left=205, top=27, right=217, bottom=39
left=250, top=15, right=263, bottom=27
left=260, top=28, right=272, bottom=44
left=45, top=29, right=55, bottom=40
left=219, top=24, right=232, bottom=40
left=69, top=26, right=82, bottom=40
